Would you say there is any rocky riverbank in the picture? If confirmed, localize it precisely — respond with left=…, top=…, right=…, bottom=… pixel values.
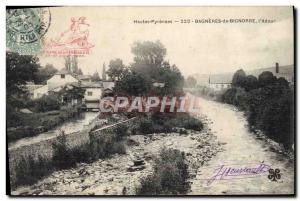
left=12, top=115, right=223, bottom=196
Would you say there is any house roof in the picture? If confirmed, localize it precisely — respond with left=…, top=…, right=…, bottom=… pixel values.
left=209, top=73, right=233, bottom=84
left=102, top=81, right=115, bottom=90
left=81, top=82, right=103, bottom=88
left=77, top=75, right=92, bottom=80
left=55, top=68, right=72, bottom=75
left=196, top=64, right=294, bottom=85
left=246, top=65, right=294, bottom=77
left=26, top=84, right=44, bottom=92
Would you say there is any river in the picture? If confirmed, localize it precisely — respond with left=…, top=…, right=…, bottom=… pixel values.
left=8, top=112, right=98, bottom=150
left=189, top=97, right=294, bottom=195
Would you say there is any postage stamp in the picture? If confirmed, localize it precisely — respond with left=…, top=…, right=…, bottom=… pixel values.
left=6, top=8, right=51, bottom=55
left=43, top=17, right=94, bottom=57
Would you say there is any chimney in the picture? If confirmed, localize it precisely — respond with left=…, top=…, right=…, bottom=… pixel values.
left=275, top=62, right=279, bottom=73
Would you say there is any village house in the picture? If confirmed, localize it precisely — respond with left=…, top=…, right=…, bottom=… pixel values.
left=208, top=73, right=232, bottom=91
left=27, top=69, right=115, bottom=110
left=194, top=63, right=294, bottom=91
left=246, top=63, right=294, bottom=85
left=77, top=74, right=92, bottom=83
left=81, top=82, right=103, bottom=110
left=47, top=69, right=79, bottom=91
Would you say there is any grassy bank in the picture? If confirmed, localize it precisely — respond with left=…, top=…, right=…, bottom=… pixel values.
left=7, top=107, right=81, bottom=143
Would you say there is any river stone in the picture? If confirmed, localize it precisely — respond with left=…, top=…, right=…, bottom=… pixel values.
left=133, top=159, right=145, bottom=166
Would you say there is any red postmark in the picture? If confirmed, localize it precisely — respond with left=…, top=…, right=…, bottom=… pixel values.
left=43, top=17, right=94, bottom=57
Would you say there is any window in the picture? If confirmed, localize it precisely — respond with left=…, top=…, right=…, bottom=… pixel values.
left=61, top=74, right=65, bottom=79
left=87, top=91, right=93, bottom=96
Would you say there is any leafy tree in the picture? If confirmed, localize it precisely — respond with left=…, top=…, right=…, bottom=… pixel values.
left=7, top=52, right=40, bottom=95
left=35, top=63, right=58, bottom=84
left=258, top=71, right=277, bottom=87
left=114, top=72, right=152, bottom=96
left=77, top=68, right=83, bottom=75
left=107, top=58, right=129, bottom=81
left=64, top=56, right=78, bottom=73
left=243, top=75, right=259, bottom=91
left=91, top=71, right=100, bottom=81
left=58, top=84, right=85, bottom=104
left=153, top=65, right=184, bottom=95
left=184, top=76, right=197, bottom=88
left=130, top=41, right=184, bottom=95
left=102, top=63, right=107, bottom=80
left=131, top=40, right=166, bottom=68
left=222, top=69, right=294, bottom=148
left=232, top=69, right=246, bottom=87
left=33, top=94, right=61, bottom=112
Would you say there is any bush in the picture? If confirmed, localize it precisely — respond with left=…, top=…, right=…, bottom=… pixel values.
left=33, top=95, right=61, bottom=112
left=136, top=148, right=190, bottom=195
left=246, top=84, right=294, bottom=148
left=221, top=70, right=294, bottom=148
left=135, top=113, right=203, bottom=134
left=7, top=107, right=80, bottom=143
left=13, top=155, right=53, bottom=189
left=52, top=131, right=77, bottom=169
left=88, top=128, right=126, bottom=160
left=113, top=124, right=129, bottom=141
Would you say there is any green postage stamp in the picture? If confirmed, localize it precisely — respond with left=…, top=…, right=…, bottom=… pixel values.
left=6, top=8, right=51, bottom=55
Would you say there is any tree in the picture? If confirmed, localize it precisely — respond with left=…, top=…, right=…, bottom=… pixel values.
left=6, top=52, right=40, bottom=96
left=184, top=76, right=197, bottom=88
left=232, top=69, right=247, bottom=87
left=102, top=63, right=107, bottom=81
left=64, top=56, right=78, bottom=73
left=64, top=56, right=71, bottom=72
left=107, top=59, right=129, bottom=81
left=132, top=41, right=166, bottom=67
left=258, top=71, right=277, bottom=87
left=77, top=68, right=83, bottom=75
left=223, top=68, right=294, bottom=148
left=6, top=52, right=40, bottom=121
left=114, top=72, right=152, bottom=96
left=35, top=63, right=58, bottom=84
left=243, top=75, right=259, bottom=91
left=91, top=71, right=101, bottom=81
left=130, top=41, right=184, bottom=95
left=72, top=56, right=78, bottom=73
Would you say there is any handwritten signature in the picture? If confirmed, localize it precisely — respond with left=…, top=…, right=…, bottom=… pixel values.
left=206, top=162, right=271, bottom=186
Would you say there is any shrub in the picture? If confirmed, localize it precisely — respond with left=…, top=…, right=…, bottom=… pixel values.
left=52, top=131, right=76, bottom=169
left=88, top=129, right=126, bottom=160
left=7, top=107, right=80, bottom=142
left=13, top=155, right=53, bottom=189
left=33, top=95, right=61, bottom=112
left=113, top=124, right=129, bottom=141
left=135, top=113, right=203, bottom=135
left=136, top=148, right=190, bottom=195
left=168, top=114, right=203, bottom=131
left=138, top=117, right=155, bottom=134
left=221, top=70, right=294, bottom=148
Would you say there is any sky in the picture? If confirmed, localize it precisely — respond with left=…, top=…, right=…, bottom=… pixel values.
left=39, top=6, right=294, bottom=77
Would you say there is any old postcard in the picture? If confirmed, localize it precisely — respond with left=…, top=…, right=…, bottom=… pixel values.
left=6, top=6, right=295, bottom=196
